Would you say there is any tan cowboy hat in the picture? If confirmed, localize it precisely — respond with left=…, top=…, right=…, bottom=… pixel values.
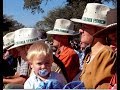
left=3, top=31, right=15, bottom=50
left=71, top=3, right=116, bottom=27
left=93, top=23, right=117, bottom=37
left=8, top=28, right=41, bottom=50
left=46, top=19, right=79, bottom=35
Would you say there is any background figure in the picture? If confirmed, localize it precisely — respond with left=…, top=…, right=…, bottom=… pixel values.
left=71, top=3, right=116, bottom=89
left=79, top=42, right=89, bottom=71
left=3, top=32, right=17, bottom=75
left=3, top=49, right=17, bottom=77
left=72, top=42, right=89, bottom=81
left=3, top=32, right=25, bottom=89
left=47, top=19, right=80, bottom=82
left=3, top=28, right=42, bottom=89
left=24, top=41, right=66, bottom=89
left=93, top=23, right=117, bottom=89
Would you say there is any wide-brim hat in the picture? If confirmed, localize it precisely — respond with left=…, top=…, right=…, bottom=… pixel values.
left=71, top=3, right=115, bottom=27
left=46, top=19, right=80, bottom=35
left=8, top=28, right=42, bottom=50
left=3, top=31, right=15, bottom=50
left=93, top=23, right=117, bottom=37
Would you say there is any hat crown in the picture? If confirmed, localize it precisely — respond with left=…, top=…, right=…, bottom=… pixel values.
left=82, top=3, right=110, bottom=26
left=3, top=32, right=14, bottom=49
left=13, top=28, right=39, bottom=47
left=14, top=28, right=39, bottom=38
left=106, top=9, right=117, bottom=25
left=71, top=3, right=116, bottom=27
left=54, top=19, right=74, bottom=30
left=47, top=19, right=79, bottom=35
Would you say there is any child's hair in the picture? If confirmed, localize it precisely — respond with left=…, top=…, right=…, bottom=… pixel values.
left=27, top=41, right=53, bottom=62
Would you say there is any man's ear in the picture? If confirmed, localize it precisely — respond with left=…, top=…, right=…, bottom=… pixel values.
left=25, top=45, right=31, bottom=52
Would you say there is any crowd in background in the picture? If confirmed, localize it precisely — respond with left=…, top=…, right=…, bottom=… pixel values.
left=2, top=3, right=117, bottom=89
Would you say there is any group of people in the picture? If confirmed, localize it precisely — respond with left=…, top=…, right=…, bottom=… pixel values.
left=2, top=3, right=117, bottom=89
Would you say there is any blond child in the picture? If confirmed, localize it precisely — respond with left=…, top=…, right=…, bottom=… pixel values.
left=24, top=41, right=66, bottom=89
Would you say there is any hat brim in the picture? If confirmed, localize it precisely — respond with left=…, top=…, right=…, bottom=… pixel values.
left=71, top=18, right=106, bottom=28
left=3, top=44, right=14, bottom=50
left=3, top=46, right=6, bottom=50
left=8, top=39, right=44, bottom=50
left=93, top=23, right=117, bottom=37
left=46, top=30, right=80, bottom=36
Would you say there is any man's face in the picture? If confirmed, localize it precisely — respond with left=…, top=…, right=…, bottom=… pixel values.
left=52, top=35, right=60, bottom=47
left=79, top=24, right=96, bottom=44
left=52, top=35, right=68, bottom=48
left=9, top=48, right=19, bottom=58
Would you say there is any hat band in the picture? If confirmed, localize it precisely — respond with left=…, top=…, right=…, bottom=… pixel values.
left=82, top=17, right=106, bottom=25
left=53, top=29, right=69, bottom=33
left=53, top=28, right=74, bottom=34
left=4, top=41, right=14, bottom=47
left=15, top=37, right=39, bottom=45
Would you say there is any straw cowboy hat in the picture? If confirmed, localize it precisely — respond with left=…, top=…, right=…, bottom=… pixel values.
left=71, top=3, right=115, bottom=27
left=46, top=19, right=79, bottom=35
left=93, top=8, right=117, bottom=37
left=3, top=31, right=15, bottom=50
left=8, top=28, right=41, bottom=50
left=93, top=23, right=117, bottom=37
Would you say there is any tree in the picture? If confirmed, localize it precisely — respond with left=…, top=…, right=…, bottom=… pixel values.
left=23, top=0, right=117, bottom=14
left=3, top=15, right=25, bottom=36
left=35, top=2, right=84, bottom=31
left=23, top=0, right=46, bottom=14
left=34, top=0, right=117, bottom=33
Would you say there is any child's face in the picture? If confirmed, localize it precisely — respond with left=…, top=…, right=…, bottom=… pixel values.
left=31, top=54, right=53, bottom=77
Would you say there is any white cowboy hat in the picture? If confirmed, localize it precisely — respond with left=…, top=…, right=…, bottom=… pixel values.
left=8, top=28, right=41, bottom=50
left=3, top=31, right=15, bottom=50
left=71, top=3, right=115, bottom=27
left=46, top=19, right=79, bottom=35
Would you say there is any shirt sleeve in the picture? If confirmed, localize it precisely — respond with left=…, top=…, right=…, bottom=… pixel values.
left=24, top=78, right=32, bottom=89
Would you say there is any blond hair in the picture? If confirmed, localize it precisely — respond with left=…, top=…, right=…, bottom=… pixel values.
left=27, top=41, right=53, bottom=62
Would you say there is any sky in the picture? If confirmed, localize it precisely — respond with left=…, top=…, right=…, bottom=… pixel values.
left=3, top=0, right=115, bottom=27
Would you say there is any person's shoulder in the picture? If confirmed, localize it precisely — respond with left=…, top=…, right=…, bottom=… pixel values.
left=102, top=45, right=114, bottom=53
left=67, top=47, right=79, bottom=55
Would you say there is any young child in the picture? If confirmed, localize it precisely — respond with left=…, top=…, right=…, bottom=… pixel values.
left=24, top=41, right=66, bottom=89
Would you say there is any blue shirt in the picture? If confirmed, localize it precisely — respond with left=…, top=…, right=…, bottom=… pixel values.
left=24, top=71, right=66, bottom=89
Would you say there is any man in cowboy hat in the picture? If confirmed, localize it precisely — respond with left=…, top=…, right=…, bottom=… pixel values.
left=3, top=28, right=42, bottom=89
left=93, top=23, right=117, bottom=89
left=3, top=32, right=17, bottom=77
left=3, top=31, right=25, bottom=89
left=71, top=3, right=116, bottom=89
left=46, top=19, right=80, bottom=82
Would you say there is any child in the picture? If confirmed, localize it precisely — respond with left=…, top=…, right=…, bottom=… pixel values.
left=24, top=41, right=66, bottom=89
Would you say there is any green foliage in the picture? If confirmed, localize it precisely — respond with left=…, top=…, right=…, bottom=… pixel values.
left=35, top=1, right=86, bottom=32
left=23, top=0, right=117, bottom=14
left=3, top=15, right=25, bottom=36
left=23, top=0, right=47, bottom=14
